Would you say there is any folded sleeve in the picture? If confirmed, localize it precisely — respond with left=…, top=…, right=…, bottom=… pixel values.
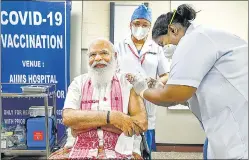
left=63, top=76, right=84, bottom=110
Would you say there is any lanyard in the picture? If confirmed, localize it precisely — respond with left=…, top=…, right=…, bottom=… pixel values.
left=127, top=44, right=147, bottom=65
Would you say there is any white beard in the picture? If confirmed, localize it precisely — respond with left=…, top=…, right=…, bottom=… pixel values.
left=88, top=58, right=117, bottom=88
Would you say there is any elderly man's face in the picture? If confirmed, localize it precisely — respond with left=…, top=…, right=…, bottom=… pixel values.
left=87, top=39, right=117, bottom=86
left=88, top=41, right=113, bottom=68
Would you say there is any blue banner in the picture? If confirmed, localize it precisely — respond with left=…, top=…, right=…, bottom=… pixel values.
left=1, top=1, right=71, bottom=140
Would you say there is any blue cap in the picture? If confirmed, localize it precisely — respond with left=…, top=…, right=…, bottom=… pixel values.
left=131, top=4, right=152, bottom=23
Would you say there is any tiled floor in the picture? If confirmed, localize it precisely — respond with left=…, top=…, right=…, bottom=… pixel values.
left=152, top=152, right=203, bottom=159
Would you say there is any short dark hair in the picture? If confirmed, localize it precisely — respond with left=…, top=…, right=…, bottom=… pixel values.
left=152, top=4, right=197, bottom=39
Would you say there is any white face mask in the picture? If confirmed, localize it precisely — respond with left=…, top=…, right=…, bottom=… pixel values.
left=163, top=44, right=177, bottom=59
left=131, top=26, right=150, bottom=40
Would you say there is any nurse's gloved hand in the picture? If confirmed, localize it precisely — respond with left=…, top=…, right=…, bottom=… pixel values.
left=126, top=73, right=148, bottom=96
left=126, top=73, right=135, bottom=83
left=155, top=81, right=165, bottom=89
left=146, top=77, right=157, bottom=88
left=147, top=77, right=165, bottom=89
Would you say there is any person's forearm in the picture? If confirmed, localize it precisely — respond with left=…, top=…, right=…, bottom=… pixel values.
left=62, top=109, right=108, bottom=130
left=101, top=124, right=122, bottom=134
left=143, top=88, right=179, bottom=107
left=143, top=85, right=192, bottom=107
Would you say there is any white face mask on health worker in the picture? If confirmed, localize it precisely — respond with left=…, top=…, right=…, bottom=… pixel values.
left=163, top=44, right=177, bottom=59
left=131, top=26, right=150, bottom=40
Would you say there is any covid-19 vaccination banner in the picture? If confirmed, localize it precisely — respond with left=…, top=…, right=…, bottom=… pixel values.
left=1, top=1, right=71, bottom=139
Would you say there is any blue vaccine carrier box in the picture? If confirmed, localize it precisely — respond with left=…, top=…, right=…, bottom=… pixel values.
left=26, top=117, right=55, bottom=150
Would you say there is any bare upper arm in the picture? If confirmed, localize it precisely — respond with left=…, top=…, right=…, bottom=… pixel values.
left=164, top=84, right=196, bottom=102
left=128, top=88, right=148, bottom=131
left=128, top=88, right=146, bottom=117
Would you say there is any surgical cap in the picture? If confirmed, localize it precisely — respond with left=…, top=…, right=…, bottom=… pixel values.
left=131, top=4, right=152, bottom=23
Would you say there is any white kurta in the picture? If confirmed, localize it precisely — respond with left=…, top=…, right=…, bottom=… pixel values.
left=63, top=73, right=142, bottom=155
left=115, top=37, right=169, bottom=129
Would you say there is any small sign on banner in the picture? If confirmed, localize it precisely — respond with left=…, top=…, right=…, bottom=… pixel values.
left=33, top=131, right=44, bottom=141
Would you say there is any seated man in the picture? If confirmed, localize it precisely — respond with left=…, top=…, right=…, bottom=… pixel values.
left=49, top=38, right=148, bottom=159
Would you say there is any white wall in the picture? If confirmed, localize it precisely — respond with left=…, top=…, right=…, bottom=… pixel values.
left=81, top=1, right=111, bottom=49
left=70, top=1, right=83, bottom=81
left=69, top=1, right=248, bottom=144
left=155, top=107, right=205, bottom=144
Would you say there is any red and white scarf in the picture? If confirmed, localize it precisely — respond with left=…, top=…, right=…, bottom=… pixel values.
left=69, top=74, right=132, bottom=159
